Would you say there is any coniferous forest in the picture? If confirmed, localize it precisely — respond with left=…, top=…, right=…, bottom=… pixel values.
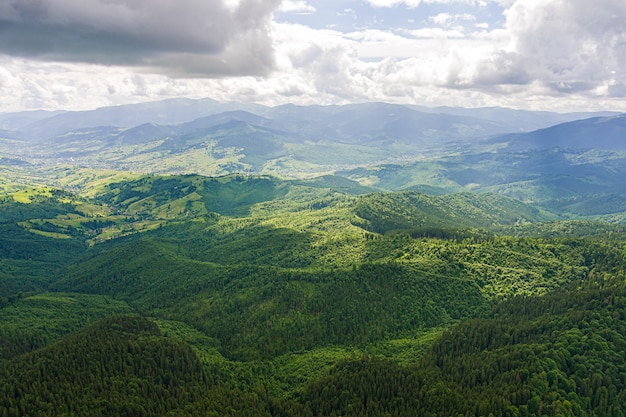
left=0, top=171, right=625, bottom=416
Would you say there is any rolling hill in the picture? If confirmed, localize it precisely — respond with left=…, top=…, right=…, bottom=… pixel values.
left=0, top=172, right=625, bottom=416
left=2, top=100, right=625, bottom=222
left=500, top=114, right=626, bottom=151
left=2, top=98, right=626, bottom=415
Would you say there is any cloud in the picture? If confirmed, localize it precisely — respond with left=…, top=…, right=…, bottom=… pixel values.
left=409, top=28, right=466, bottom=38
left=266, top=0, right=626, bottom=110
left=2, top=0, right=626, bottom=113
left=430, top=13, right=454, bottom=25
left=368, top=0, right=626, bottom=99
left=366, top=0, right=422, bottom=7
left=499, top=0, right=626, bottom=94
left=0, top=0, right=280, bottom=77
left=278, top=1, right=316, bottom=13
left=365, top=0, right=486, bottom=8
left=429, top=13, right=476, bottom=26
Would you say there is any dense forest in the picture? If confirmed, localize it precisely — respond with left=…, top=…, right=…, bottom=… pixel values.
left=1, top=173, right=625, bottom=416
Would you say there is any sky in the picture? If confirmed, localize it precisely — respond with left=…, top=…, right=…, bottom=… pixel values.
left=0, top=0, right=625, bottom=113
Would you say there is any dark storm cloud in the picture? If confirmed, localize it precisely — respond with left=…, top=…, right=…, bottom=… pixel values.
left=0, top=0, right=281, bottom=77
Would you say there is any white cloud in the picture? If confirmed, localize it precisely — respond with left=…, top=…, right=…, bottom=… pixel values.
left=265, top=0, right=626, bottom=110
left=365, top=0, right=487, bottom=8
left=2, top=0, right=626, bottom=113
left=500, top=0, right=626, bottom=95
left=354, top=0, right=626, bottom=103
left=430, top=13, right=476, bottom=26
left=278, top=1, right=316, bottom=13
left=430, top=13, right=454, bottom=25
left=409, top=28, right=466, bottom=38
left=366, top=0, right=423, bottom=7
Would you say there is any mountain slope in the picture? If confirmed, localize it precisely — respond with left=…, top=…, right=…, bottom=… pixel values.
left=47, top=175, right=592, bottom=361
left=0, top=315, right=279, bottom=416
left=501, top=114, right=626, bottom=151
left=261, top=102, right=510, bottom=145
left=15, top=98, right=267, bottom=140
left=302, top=268, right=626, bottom=416
left=1, top=172, right=625, bottom=415
left=354, top=191, right=553, bottom=234
left=341, top=149, right=626, bottom=219
left=4, top=100, right=625, bottom=204
left=409, top=105, right=620, bottom=132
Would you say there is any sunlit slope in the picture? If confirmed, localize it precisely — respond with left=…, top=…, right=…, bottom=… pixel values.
left=354, top=190, right=555, bottom=234
left=0, top=188, right=91, bottom=295
left=342, top=149, right=626, bottom=219
left=1, top=171, right=626, bottom=416
left=51, top=176, right=591, bottom=361
left=301, top=257, right=626, bottom=417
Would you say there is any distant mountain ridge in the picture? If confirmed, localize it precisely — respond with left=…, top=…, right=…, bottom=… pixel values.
left=499, top=113, right=626, bottom=151
left=2, top=98, right=618, bottom=142
left=408, top=105, right=620, bottom=132
left=9, top=98, right=266, bottom=140
left=2, top=99, right=626, bottom=220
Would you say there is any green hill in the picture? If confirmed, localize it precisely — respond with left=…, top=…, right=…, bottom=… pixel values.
left=100, top=174, right=290, bottom=217
left=354, top=191, right=554, bottom=234
left=1, top=172, right=626, bottom=415
left=338, top=149, right=626, bottom=221
left=3, top=238, right=626, bottom=416
left=301, top=256, right=626, bottom=417
left=0, top=293, right=133, bottom=362
left=0, top=315, right=281, bottom=417
left=0, top=189, right=91, bottom=295
left=49, top=178, right=594, bottom=361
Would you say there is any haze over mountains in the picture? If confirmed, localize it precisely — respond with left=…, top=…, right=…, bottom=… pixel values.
left=1, top=98, right=620, bottom=142
left=1, top=99, right=625, bottom=221
left=500, top=114, right=626, bottom=151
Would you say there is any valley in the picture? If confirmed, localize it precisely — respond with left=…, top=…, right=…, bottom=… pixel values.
left=0, top=100, right=625, bottom=416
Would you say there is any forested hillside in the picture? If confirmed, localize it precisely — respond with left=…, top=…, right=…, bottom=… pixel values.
left=1, top=173, right=625, bottom=416
left=303, top=270, right=626, bottom=416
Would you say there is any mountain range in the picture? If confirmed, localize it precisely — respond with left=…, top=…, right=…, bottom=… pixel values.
left=1, top=171, right=625, bottom=416
left=1, top=99, right=626, bottom=415
left=1, top=99, right=620, bottom=148
left=2, top=98, right=625, bottom=220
